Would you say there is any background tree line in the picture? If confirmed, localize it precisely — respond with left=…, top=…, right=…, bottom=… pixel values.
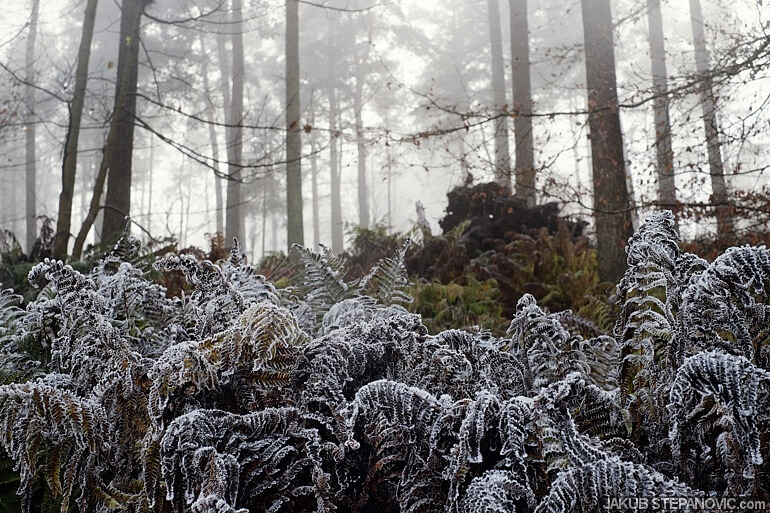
left=0, top=0, right=768, bottom=283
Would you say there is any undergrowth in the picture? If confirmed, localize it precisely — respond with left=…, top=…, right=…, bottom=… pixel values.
left=0, top=210, right=768, bottom=512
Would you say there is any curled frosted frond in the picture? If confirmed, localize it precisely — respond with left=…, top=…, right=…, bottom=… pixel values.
left=534, top=457, right=698, bottom=513
left=668, top=350, right=770, bottom=467
left=677, top=246, right=770, bottom=364
left=344, top=379, right=444, bottom=451
left=0, top=381, right=107, bottom=513
left=508, top=294, right=600, bottom=389
left=154, top=254, right=246, bottom=336
left=321, top=296, right=377, bottom=334
left=150, top=303, right=307, bottom=426
left=161, top=408, right=331, bottom=513
left=461, top=470, right=535, bottom=513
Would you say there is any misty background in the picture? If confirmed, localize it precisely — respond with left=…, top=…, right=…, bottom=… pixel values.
left=0, top=0, right=768, bottom=265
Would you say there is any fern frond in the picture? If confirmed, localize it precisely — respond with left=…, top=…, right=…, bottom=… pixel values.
left=461, top=470, right=535, bottom=513
left=534, top=457, right=698, bottom=513
left=358, top=238, right=412, bottom=305
left=668, top=350, right=770, bottom=468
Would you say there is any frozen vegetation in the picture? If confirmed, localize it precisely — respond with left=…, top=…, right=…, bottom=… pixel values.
left=0, top=211, right=769, bottom=512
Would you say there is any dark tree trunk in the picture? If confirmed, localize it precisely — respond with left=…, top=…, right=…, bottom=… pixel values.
left=309, top=89, right=320, bottom=249
left=55, top=0, right=98, bottom=258
left=101, top=0, right=149, bottom=246
left=73, top=0, right=148, bottom=258
left=285, top=0, right=304, bottom=249
left=647, top=0, right=676, bottom=214
left=581, top=0, right=633, bottom=283
left=199, top=32, right=224, bottom=236
left=328, top=19, right=343, bottom=254
left=353, top=49, right=370, bottom=230
left=225, top=0, right=245, bottom=249
left=25, top=0, right=40, bottom=254
left=487, top=0, right=511, bottom=186
left=510, top=0, right=536, bottom=206
left=689, top=0, right=732, bottom=235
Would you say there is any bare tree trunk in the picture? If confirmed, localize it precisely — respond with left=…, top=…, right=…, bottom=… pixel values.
left=647, top=0, right=677, bottom=217
left=55, top=0, right=98, bottom=259
left=198, top=33, right=225, bottom=236
left=285, top=0, right=304, bottom=249
left=581, top=0, right=633, bottom=284
left=308, top=89, right=320, bottom=249
left=354, top=49, right=370, bottom=229
left=486, top=0, right=511, bottom=187
left=327, top=19, right=343, bottom=254
left=225, top=0, right=245, bottom=249
left=689, top=0, right=732, bottom=235
left=510, top=0, right=536, bottom=206
left=101, top=0, right=149, bottom=246
left=72, top=0, right=147, bottom=259
left=25, top=0, right=40, bottom=254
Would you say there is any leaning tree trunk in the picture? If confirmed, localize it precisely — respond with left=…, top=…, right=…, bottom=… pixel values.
left=55, top=0, right=98, bottom=259
left=224, top=0, right=246, bottom=249
left=581, top=0, right=634, bottom=284
left=101, top=0, right=149, bottom=247
left=24, top=0, right=40, bottom=254
left=72, top=0, right=148, bottom=259
left=327, top=18, right=343, bottom=254
left=689, top=0, right=732, bottom=235
left=486, top=0, right=511, bottom=187
left=510, top=0, right=536, bottom=206
left=285, top=0, right=304, bottom=249
left=647, top=0, right=676, bottom=216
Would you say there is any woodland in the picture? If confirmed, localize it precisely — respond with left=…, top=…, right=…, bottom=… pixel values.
left=1, top=0, right=770, bottom=510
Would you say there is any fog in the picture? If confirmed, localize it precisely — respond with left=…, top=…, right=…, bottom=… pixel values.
left=1, top=0, right=768, bottom=260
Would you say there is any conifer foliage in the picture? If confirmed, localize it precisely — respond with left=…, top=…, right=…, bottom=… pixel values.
left=0, top=213, right=768, bottom=511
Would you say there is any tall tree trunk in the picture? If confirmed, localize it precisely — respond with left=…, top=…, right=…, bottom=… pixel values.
left=327, top=19, right=343, bottom=254
left=354, top=50, right=370, bottom=229
left=689, top=0, right=732, bottom=234
left=72, top=0, right=147, bottom=258
left=101, top=0, right=149, bottom=246
left=510, top=0, right=536, bottom=206
left=309, top=89, right=320, bottom=249
left=25, top=0, right=40, bottom=254
left=486, top=0, right=511, bottom=187
left=647, top=0, right=677, bottom=215
left=199, top=32, right=224, bottom=236
left=55, top=0, right=98, bottom=259
left=225, top=0, right=245, bottom=249
left=285, top=0, right=304, bottom=249
left=581, top=0, right=633, bottom=284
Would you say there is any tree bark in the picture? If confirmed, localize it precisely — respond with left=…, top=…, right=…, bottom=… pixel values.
left=328, top=19, right=343, bottom=254
left=199, top=32, right=224, bottom=236
left=510, top=0, right=536, bottom=206
left=581, top=0, right=633, bottom=284
left=225, top=0, right=245, bottom=249
left=54, top=0, right=98, bottom=259
left=101, top=0, right=149, bottom=247
left=486, top=0, right=511, bottom=187
left=285, top=0, right=304, bottom=249
left=354, top=49, right=370, bottom=229
left=25, top=0, right=40, bottom=254
left=689, top=0, right=732, bottom=235
left=647, top=0, right=677, bottom=216
left=72, top=0, right=147, bottom=259
left=308, top=88, right=320, bottom=249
